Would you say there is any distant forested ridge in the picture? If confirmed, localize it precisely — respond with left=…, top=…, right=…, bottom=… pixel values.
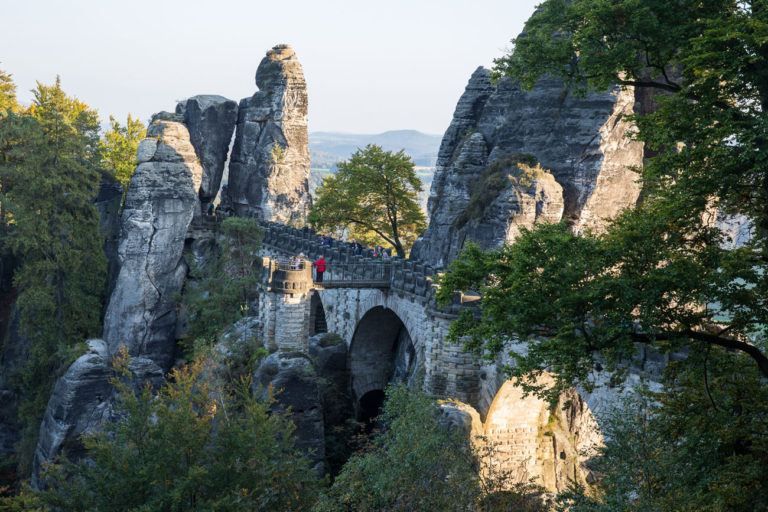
left=309, top=130, right=440, bottom=169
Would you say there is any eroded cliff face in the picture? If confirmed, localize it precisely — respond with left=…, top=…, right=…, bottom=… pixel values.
left=101, top=113, right=201, bottom=370
left=28, top=49, right=308, bottom=483
left=31, top=113, right=211, bottom=484
left=176, top=95, right=238, bottom=208
left=226, top=44, right=311, bottom=224
left=412, top=68, right=644, bottom=268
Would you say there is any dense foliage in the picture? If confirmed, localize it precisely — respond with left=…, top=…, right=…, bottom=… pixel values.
left=15, top=352, right=320, bottom=512
left=181, top=217, right=262, bottom=355
left=99, top=114, right=145, bottom=189
left=556, top=348, right=768, bottom=511
left=440, top=0, right=768, bottom=508
left=309, top=144, right=426, bottom=257
left=0, top=69, right=17, bottom=113
left=315, top=386, right=546, bottom=512
left=0, top=77, right=107, bottom=472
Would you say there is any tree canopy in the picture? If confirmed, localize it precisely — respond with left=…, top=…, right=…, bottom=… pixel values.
left=0, top=77, right=107, bottom=471
left=309, top=144, right=426, bottom=257
left=23, top=353, right=320, bottom=512
left=441, top=0, right=768, bottom=395
left=99, top=114, right=145, bottom=189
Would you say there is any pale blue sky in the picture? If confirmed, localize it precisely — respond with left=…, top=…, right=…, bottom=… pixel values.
left=1, top=0, right=539, bottom=134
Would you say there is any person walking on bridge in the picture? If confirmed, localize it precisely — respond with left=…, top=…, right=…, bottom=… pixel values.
left=313, top=255, right=327, bottom=283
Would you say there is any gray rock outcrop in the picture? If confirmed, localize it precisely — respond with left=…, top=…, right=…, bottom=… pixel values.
left=253, top=351, right=325, bottom=472
left=31, top=340, right=163, bottom=487
left=176, top=95, right=238, bottom=207
left=102, top=113, right=202, bottom=369
left=412, top=67, right=644, bottom=268
left=226, top=44, right=311, bottom=223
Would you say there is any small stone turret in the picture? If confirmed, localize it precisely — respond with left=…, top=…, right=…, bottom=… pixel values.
left=226, top=44, right=311, bottom=223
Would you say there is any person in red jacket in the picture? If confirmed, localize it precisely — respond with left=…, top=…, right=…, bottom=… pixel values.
left=313, top=255, right=327, bottom=283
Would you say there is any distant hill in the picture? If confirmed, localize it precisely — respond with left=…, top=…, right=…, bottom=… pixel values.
left=309, top=130, right=441, bottom=210
left=309, top=130, right=442, bottom=169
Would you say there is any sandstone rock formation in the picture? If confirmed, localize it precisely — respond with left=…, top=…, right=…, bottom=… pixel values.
left=252, top=351, right=325, bottom=472
left=31, top=340, right=163, bottom=487
left=412, top=68, right=644, bottom=268
left=176, top=95, right=238, bottom=207
left=226, top=44, right=311, bottom=223
left=23, top=46, right=313, bottom=487
left=31, top=113, right=204, bottom=485
left=102, top=113, right=202, bottom=370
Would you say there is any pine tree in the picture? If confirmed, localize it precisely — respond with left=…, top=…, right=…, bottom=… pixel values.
left=0, top=77, right=106, bottom=473
left=0, top=67, right=17, bottom=113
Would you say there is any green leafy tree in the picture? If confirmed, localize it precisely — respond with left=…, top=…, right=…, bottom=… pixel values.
left=0, top=78, right=106, bottom=472
left=24, top=352, right=320, bottom=512
left=181, top=217, right=262, bottom=353
left=440, top=1, right=768, bottom=508
left=99, top=114, right=145, bottom=188
left=0, top=67, right=17, bottom=113
left=314, top=386, right=546, bottom=512
left=440, top=0, right=768, bottom=394
left=309, top=144, right=426, bottom=257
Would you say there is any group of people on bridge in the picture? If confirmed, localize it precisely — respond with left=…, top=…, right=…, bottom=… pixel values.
left=285, top=254, right=327, bottom=283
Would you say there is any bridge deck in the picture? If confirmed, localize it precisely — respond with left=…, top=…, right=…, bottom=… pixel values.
left=314, top=280, right=390, bottom=290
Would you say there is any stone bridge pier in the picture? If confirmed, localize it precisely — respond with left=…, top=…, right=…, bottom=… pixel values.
left=257, top=260, right=313, bottom=353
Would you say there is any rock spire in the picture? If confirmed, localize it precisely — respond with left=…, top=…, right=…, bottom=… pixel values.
left=226, top=44, right=311, bottom=223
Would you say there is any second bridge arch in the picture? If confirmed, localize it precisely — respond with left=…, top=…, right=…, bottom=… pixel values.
left=347, top=306, right=418, bottom=421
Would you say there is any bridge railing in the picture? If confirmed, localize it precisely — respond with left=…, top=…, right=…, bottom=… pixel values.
left=258, top=221, right=474, bottom=315
left=321, top=262, right=392, bottom=287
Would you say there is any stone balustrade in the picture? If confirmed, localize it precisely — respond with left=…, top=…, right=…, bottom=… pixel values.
left=257, top=221, right=468, bottom=316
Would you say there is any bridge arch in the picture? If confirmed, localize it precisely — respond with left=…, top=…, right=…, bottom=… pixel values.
left=348, top=305, right=417, bottom=420
left=308, top=292, right=327, bottom=336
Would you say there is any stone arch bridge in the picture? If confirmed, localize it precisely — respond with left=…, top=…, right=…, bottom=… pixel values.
left=253, top=221, right=665, bottom=491
left=255, top=221, right=490, bottom=414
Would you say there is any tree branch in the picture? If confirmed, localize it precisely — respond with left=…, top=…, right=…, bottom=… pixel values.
left=631, top=329, right=768, bottom=378
left=617, top=79, right=681, bottom=93
left=346, top=217, right=397, bottom=247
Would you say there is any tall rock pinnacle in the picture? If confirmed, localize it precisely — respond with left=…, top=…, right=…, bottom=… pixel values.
left=226, top=44, right=311, bottom=223
left=102, top=112, right=201, bottom=369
